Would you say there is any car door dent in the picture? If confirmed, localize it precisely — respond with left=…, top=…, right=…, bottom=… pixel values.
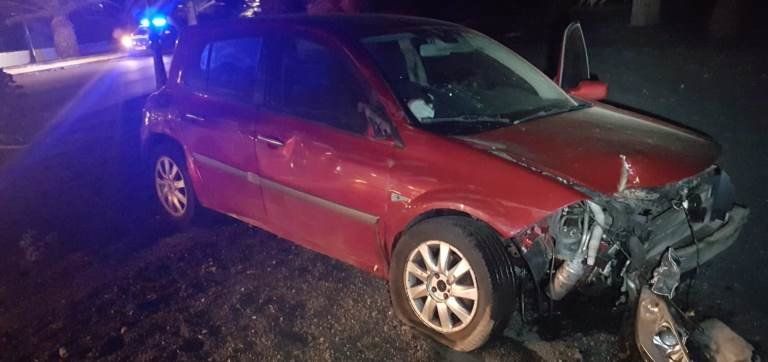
left=192, top=152, right=379, bottom=225
left=192, top=152, right=259, bottom=185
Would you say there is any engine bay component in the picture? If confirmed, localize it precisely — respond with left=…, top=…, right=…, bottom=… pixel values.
left=547, top=200, right=607, bottom=300
left=547, top=257, right=585, bottom=301
left=585, top=201, right=605, bottom=266
left=551, top=201, right=589, bottom=260
left=512, top=168, right=749, bottom=361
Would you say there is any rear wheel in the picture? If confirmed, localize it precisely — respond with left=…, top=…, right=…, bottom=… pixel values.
left=150, top=144, right=196, bottom=227
left=389, top=216, right=516, bottom=351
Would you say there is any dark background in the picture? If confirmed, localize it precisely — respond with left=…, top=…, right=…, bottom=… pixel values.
left=0, top=0, right=766, bottom=360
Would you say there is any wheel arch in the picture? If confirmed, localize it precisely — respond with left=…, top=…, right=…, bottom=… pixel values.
left=389, top=208, right=475, bottom=258
left=386, top=205, right=524, bottom=272
left=382, top=184, right=576, bottom=277
left=143, top=132, right=207, bottom=209
left=143, top=132, right=185, bottom=161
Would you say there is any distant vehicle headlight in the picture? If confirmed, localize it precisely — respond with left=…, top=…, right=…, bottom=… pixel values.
left=120, top=35, right=133, bottom=49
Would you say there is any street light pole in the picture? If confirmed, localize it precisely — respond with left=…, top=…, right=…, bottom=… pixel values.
left=150, top=30, right=167, bottom=88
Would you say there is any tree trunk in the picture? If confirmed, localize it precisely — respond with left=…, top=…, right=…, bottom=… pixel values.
left=306, top=0, right=342, bottom=14
left=709, top=0, right=749, bottom=38
left=51, top=16, right=79, bottom=59
left=340, top=0, right=365, bottom=13
left=261, top=0, right=304, bottom=14
left=22, top=22, right=37, bottom=63
left=630, top=0, right=661, bottom=26
left=187, top=1, right=198, bottom=26
left=306, top=0, right=364, bottom=14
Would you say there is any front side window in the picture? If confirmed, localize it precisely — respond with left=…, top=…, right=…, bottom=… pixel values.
left=276, top=37, right=367, bottom=134
left=362, top=27, right=581, bottom=135
left=183, top=36, right=266, bottom=105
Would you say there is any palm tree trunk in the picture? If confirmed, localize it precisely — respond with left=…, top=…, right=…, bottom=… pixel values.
left=306, top=0, right=364, bottom=14
left=51, top=16, right=79, bottom=59
left=306, top=0, right=341, bottom=14
left=709, top=0, right=749, bottom=38
left=186, top=1, right=198, bottom=26
left=630, top=0, right=661, bottom=26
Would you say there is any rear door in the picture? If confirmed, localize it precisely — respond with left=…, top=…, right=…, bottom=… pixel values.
left=248, top=32, right=393, bottom=271
left=175, top=33, right=268, bottom=222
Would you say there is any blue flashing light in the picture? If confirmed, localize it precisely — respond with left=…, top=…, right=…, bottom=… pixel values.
left=139, top=18, right=150, bottom=27
left=151, top=17, right=168, bottom=28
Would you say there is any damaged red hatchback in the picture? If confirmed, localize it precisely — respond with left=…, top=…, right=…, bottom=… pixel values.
left=141, top=15, right=748, bottom=358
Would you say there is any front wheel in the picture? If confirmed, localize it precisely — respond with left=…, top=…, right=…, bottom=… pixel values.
left=389, top=216, right=516, bottom=351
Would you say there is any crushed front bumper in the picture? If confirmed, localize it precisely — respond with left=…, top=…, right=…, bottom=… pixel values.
left=675, top=205, right=749, bottom=272
left=634, top=204, right=752, bottom=362
left=635, top=285, right=756, bottom=362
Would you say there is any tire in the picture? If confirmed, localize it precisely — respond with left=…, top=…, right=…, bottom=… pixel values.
left=389, top=216, right=516, bottom=351
left=149, top=143, right=196, bottom=228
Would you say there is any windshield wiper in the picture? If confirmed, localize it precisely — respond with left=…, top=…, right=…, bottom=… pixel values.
left=512, top=103, right=591, bottom=125
left=421, top=115, right=511, bottom=124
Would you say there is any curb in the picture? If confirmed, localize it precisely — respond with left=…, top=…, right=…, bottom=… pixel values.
left=4, top=53, right=127, bottom=75
left=0, top=144, right=27, bottom=150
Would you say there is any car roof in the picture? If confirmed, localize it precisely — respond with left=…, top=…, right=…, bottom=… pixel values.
left=186, top=14, right=461, bottom=39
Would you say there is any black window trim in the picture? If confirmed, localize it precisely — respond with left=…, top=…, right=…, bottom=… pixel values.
left=181, top=31, right=268, bottom=109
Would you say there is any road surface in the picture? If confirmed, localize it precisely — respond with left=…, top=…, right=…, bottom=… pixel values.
left=12, top=55, right=163, bottom=133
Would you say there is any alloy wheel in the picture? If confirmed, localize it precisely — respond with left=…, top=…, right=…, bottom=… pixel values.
left=404, top=240, right=479, bottom=333
left=155, top=156, right=188, bottom=217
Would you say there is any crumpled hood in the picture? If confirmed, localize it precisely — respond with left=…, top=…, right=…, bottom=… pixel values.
left=457, top=104, right=720, bottom=195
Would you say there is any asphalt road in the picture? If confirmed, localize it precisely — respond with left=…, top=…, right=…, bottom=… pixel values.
left=0, top=20, right=766, bottom=360
left=14, top=55, right=162, bottom=128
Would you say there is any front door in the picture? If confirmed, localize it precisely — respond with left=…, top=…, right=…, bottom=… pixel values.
left=176, top=34, right=268, bottom=222
left=556, top=21, right=591, bottom=91
left=250, top=33, right=393, bottom=271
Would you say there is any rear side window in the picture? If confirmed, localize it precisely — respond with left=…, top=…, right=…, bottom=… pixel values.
left=276, top=37, right=367, bottom=134
left=183, top=36, right=266, bottom=105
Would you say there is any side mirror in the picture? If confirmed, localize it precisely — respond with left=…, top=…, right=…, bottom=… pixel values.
left=568, top=80, right=608, bottom=101
left=358, top=102, right=404, bottom=148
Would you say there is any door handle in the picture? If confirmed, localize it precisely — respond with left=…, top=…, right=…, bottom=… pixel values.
left=184, top=113, right=206, bottom=122
left=256, top=135, right=285, bottom=147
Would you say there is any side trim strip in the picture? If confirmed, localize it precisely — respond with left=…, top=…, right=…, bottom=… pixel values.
left=191, top=152, right=379, bottom=225
left=193, top=152, right=256, bottom=184
left=259, top=177, right=379, bottom=225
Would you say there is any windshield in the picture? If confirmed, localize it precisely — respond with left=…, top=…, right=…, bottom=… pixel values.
left=361, top=27, right=578, bottom=134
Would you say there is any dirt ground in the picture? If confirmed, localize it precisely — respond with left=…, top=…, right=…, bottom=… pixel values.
left=1, top=6, right=766, bottom=361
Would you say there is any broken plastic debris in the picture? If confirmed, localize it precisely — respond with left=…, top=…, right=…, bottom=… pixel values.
left=691, top=319, right=754, bottom=362
left=650, top=249, right=681, bottom=298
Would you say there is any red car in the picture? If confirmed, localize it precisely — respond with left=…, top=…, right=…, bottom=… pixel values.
left=141, top=15, right=748, bottom=358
